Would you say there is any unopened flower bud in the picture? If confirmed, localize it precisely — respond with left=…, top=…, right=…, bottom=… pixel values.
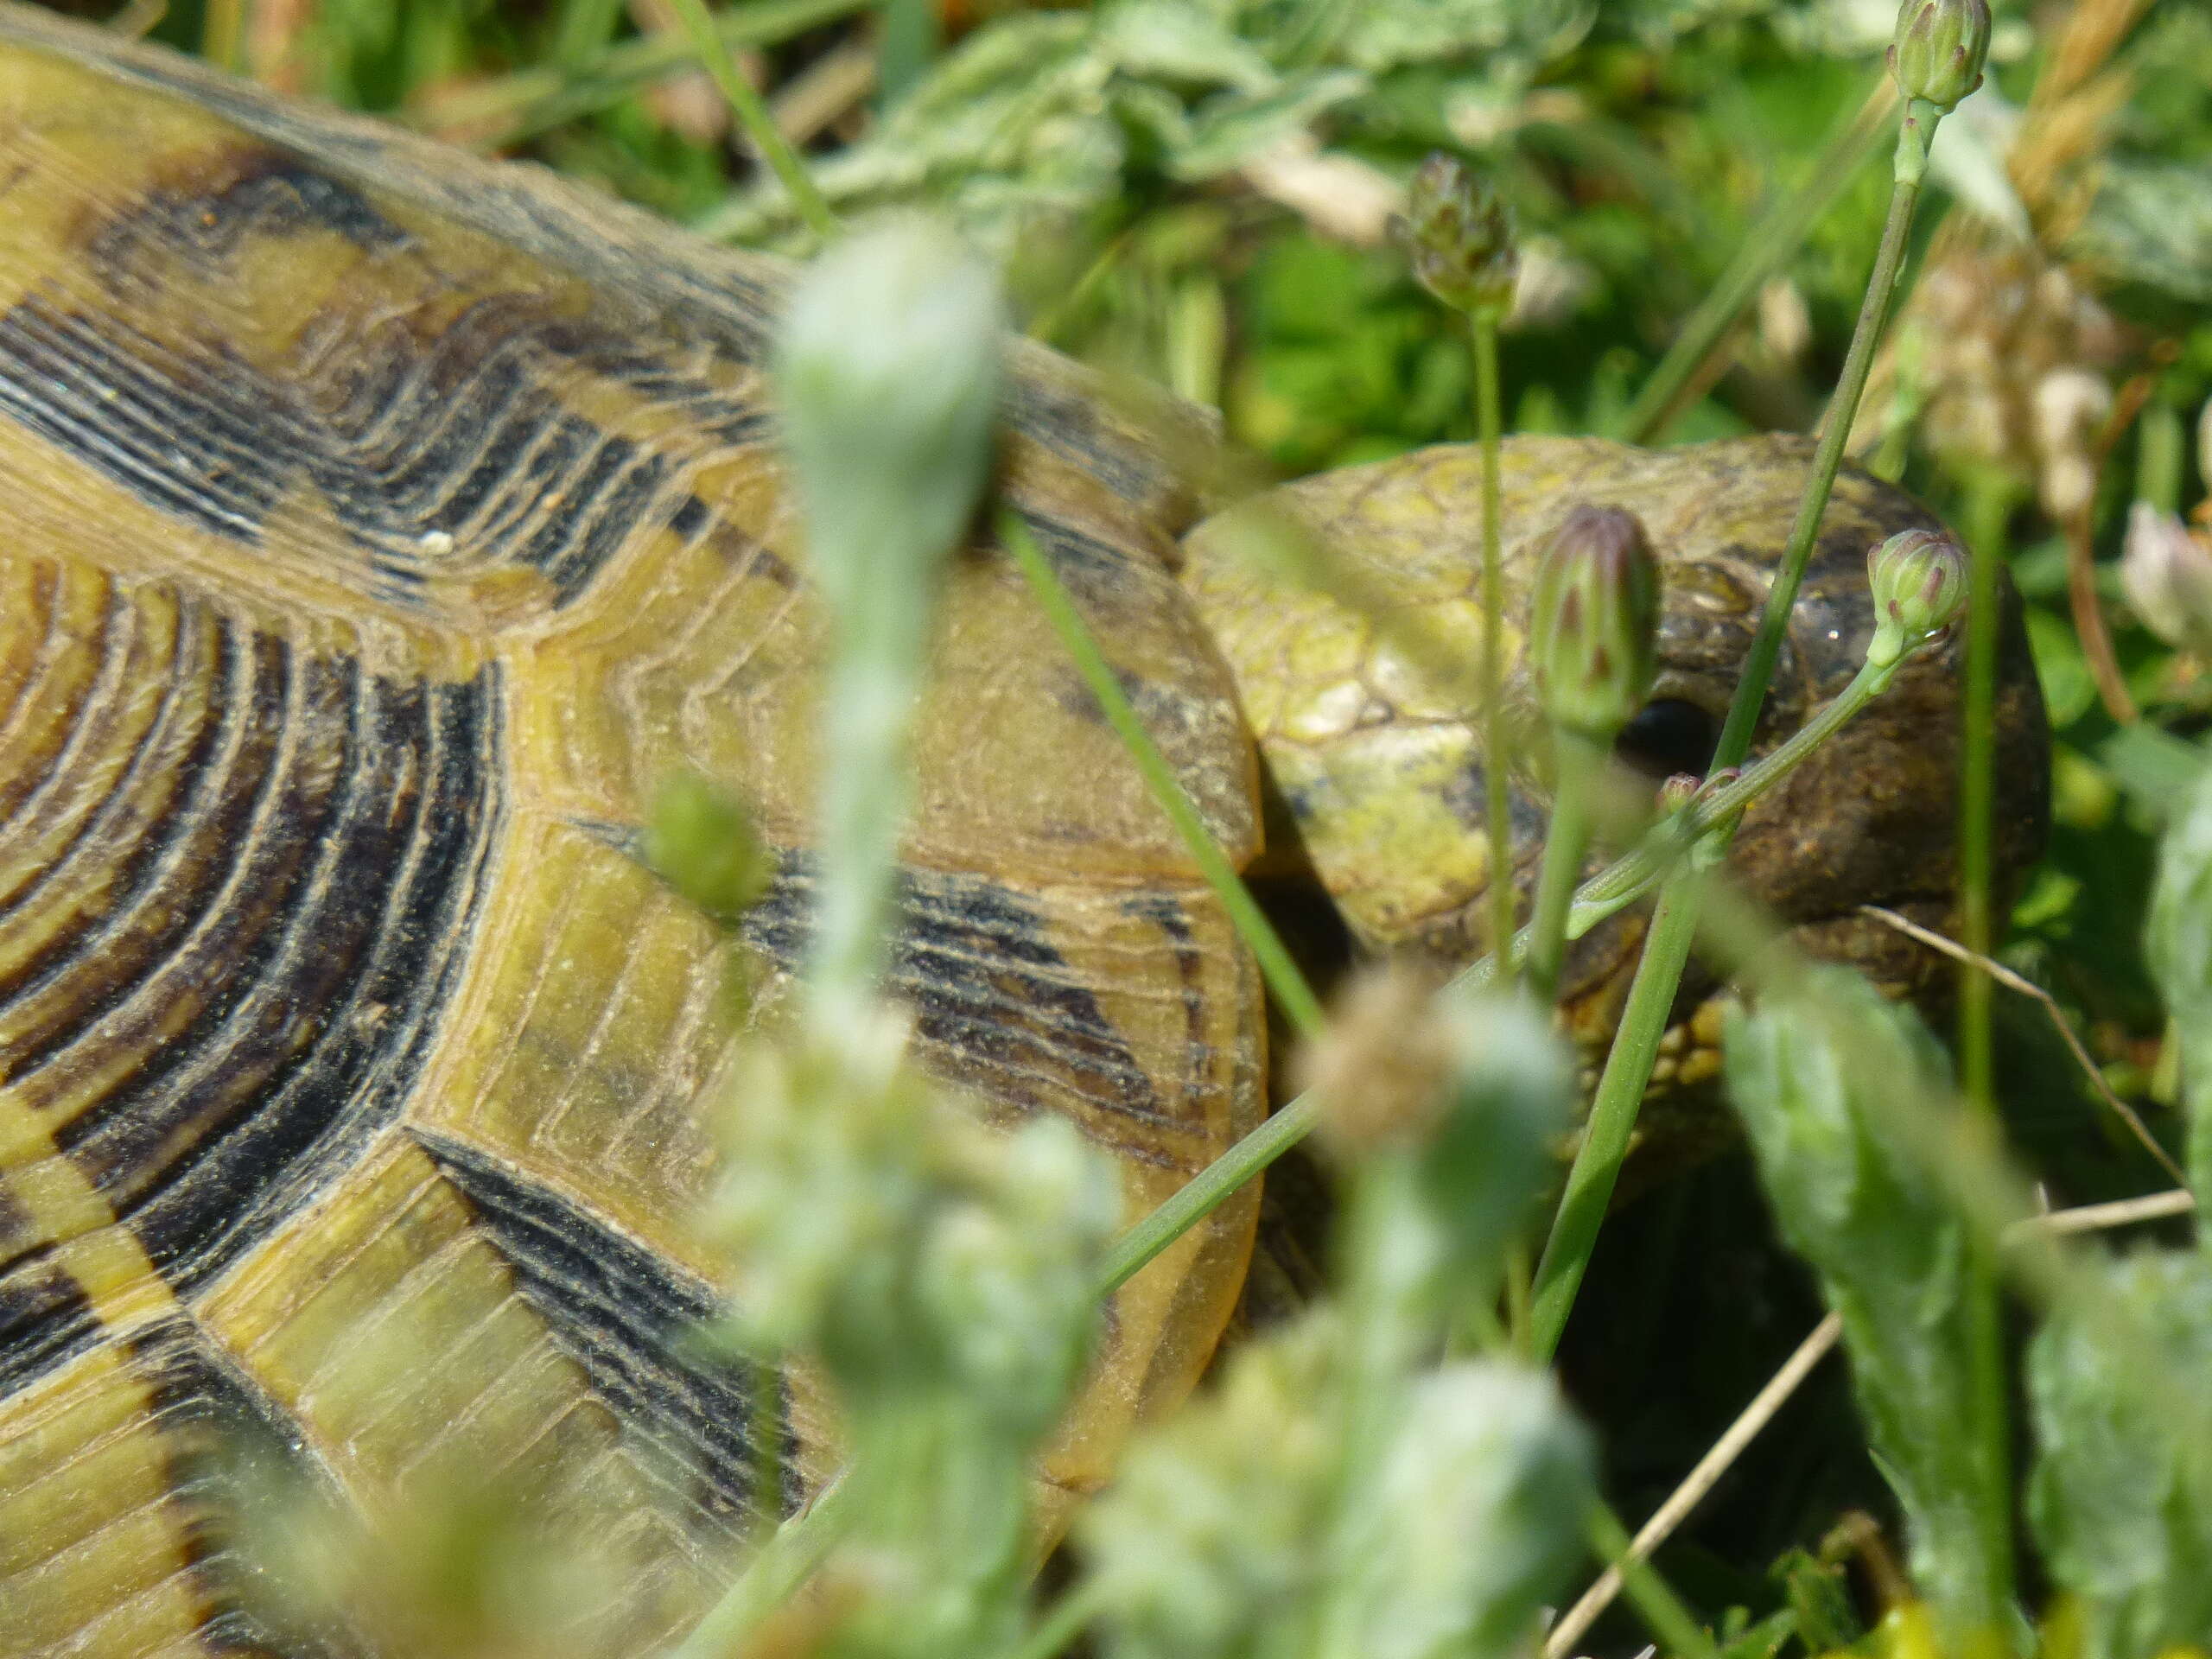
left=776, top=214, right=1004, bottom=608
left=1888, top=0, right=1990, bottom=113
left=645, top=772, right=771, bottom=925
left=1866, top=527, right=1968, bottom=667
left=1530, top=505, right=1660, bottom=739
left=2121, top=503, right=2212, bottom=657
left=1399, top=153, right=1517, bottom=318
left=1304, top=963, right=1456, bottom=1159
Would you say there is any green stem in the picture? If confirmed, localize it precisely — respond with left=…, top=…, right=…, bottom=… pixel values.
left=1709, top=114, right=1930, bottom=777
left=664, top=1476, right=859, bottom=1659
left=1524, top=729, right=1599, bottom=1004
left=201, top=0, right=244, bottom=73
left=412, top=0, right=872, bottom=145
left=1094, top=651, right=1912, bottom=1300
left=1471, top=309, right=1519, bottom=979
left=999, top=1581, right=1109, bottom=1659
left=1528, top=864, right=1706, bottom=1363
left=876, top=0, right=940, bottom=108
left=662, top=0, right=839, bottom=245
left=1556, top=653, right=1904, bottom=944
left=1519, top=99, right=1934, bottom=1354
left=1001, top=512, right=1325, bottom=1040
left=1957, top=474, right=2018, bottom=1633
left=1587, top=1499, right=1725, bottom=1659
left=1957, top=477, right=2008, bottom=1122
left=1097, top=1093, right=1324, bottom=1295
left=1619, top=78, right=1897, bottom=446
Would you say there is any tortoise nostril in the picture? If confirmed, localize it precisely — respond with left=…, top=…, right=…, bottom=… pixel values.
left=1613, top=698, right=1721, bottom=783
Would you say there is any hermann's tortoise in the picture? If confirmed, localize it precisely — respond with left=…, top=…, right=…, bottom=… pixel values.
left=0, top=8, right=2047, bottom=1656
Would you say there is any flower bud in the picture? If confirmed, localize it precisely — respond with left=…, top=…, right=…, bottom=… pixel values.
left=1887, top=0, right=1990, bottom=113
left=1332, top=1363, right=1596, bottom=1659
left=1656, top=772, right=1700, bottom=813
left=1530, top=505, right=1660, bottom=739
left=645, top=772, right=770, bottom=926
left=2121, top=503, right=2212, bottom=657
left=1398, top=153, right=1517, bottom=318
left=1866, top=527, right=1967, bottom=668
left=775, top=214, right=1004, bottom=603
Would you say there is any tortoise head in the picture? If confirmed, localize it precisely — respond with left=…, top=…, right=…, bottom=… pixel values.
left=1180, top=434, right=2050, bottom=1080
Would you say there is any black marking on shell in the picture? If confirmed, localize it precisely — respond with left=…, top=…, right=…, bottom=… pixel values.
left=1119, top=890, right=1211, bottom=1109
left=0, top=287, right=757, bottom=606
left=124, top=1317, right=368, bottom=1658
left=0, top=630, right=500, bottom=1301
left=742, top=855, right=1178, bottom=1156
left=1440, top=758, right=1547, bottom=846
left=84, top=144, right=411, bottom=289
left=668, top=494, right=713, bottom=542
left=412, top=1128, right=789, bottom=1536
left=0, top=1254, right=98, bottom=1398
left=1003, top=511, right=1146, bottom=607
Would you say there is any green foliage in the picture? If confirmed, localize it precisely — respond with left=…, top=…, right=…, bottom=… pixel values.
left=1725, top=969, right=2018, bottom=1649
left=2028, top=1249, right=2212, bottom=1659
left=2145, top=757, right=2212, bottom=1205
left=1082, top=988, right=1587, bottom=1659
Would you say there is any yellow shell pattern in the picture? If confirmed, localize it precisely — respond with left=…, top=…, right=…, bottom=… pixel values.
left=0, top=9, right=1264, bottom=1653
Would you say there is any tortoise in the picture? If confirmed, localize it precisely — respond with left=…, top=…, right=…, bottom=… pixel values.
left=0, top=7, right=2048, bottom=1655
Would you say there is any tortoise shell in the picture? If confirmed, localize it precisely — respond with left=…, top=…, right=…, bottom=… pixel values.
left=0, top=6, right=2053, bottom=1656
left=0, top=8, right=1263, bottom=1652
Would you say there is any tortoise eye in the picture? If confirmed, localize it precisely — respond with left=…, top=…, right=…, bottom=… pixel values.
left=1613, top=698, right=1721, bottom=783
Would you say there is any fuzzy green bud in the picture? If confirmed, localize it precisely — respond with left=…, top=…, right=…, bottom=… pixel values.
left=1888, top=0, right=1989, bottom=114
left=1866, top=526, right=1967, bottom=668
left=1332, top=1363, right=1596, bottom=1659
left=776, top=215, right=1004, bottom=601
left=644, top=772, right=770, bottom=927
left=1530, top=505, right=1660, bottom=740
left=775, top=215, right=1005, bottom=1026
left=1399, top=153, right=1517, bottom=318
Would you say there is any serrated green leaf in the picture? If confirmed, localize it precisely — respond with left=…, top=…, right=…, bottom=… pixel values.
left=2028, top=1250, right=2212, bottom=1659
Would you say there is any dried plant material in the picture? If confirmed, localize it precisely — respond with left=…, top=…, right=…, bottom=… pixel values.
left=2031, top=366, right=2114, bottom=521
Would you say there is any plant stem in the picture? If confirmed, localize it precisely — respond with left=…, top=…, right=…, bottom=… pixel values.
left=1524, top=729, right=1599, bottom=1003
left=1528, top=864, right=1706, bottom=1363
left=412, top=0, right=871, bottom=145
left=1710, top=115, right=1929, bottom=776
left=1520, top=103, right=1937, bottom=1370
left=664, top=1476, right=859, bottom=1659
left=201, top=0, right=245, bottom=72
left=1098, top=1092, right=1325, bottom=1294
left=663, top=0, right=839, bottom=245
left=1957, top=476, right=2009, bottom=1129
left=1000, top=1580, right=1109, bottom=1659
left=1957, top=472, right=2018, bottom=1633
left=1619, top=78, right=1897, bottom=446
left=1002, top=512, right=1326, bottom=1041
left=1556, top=654, right=1905, bottom=944
left=876, top=0, right=939, bottom=108
left=1587, top=1499, right=1726, bottom=1659
left=1094, top=651, right=1912, bottom=1299
left=1471, top=308, right=1519, bottom=979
